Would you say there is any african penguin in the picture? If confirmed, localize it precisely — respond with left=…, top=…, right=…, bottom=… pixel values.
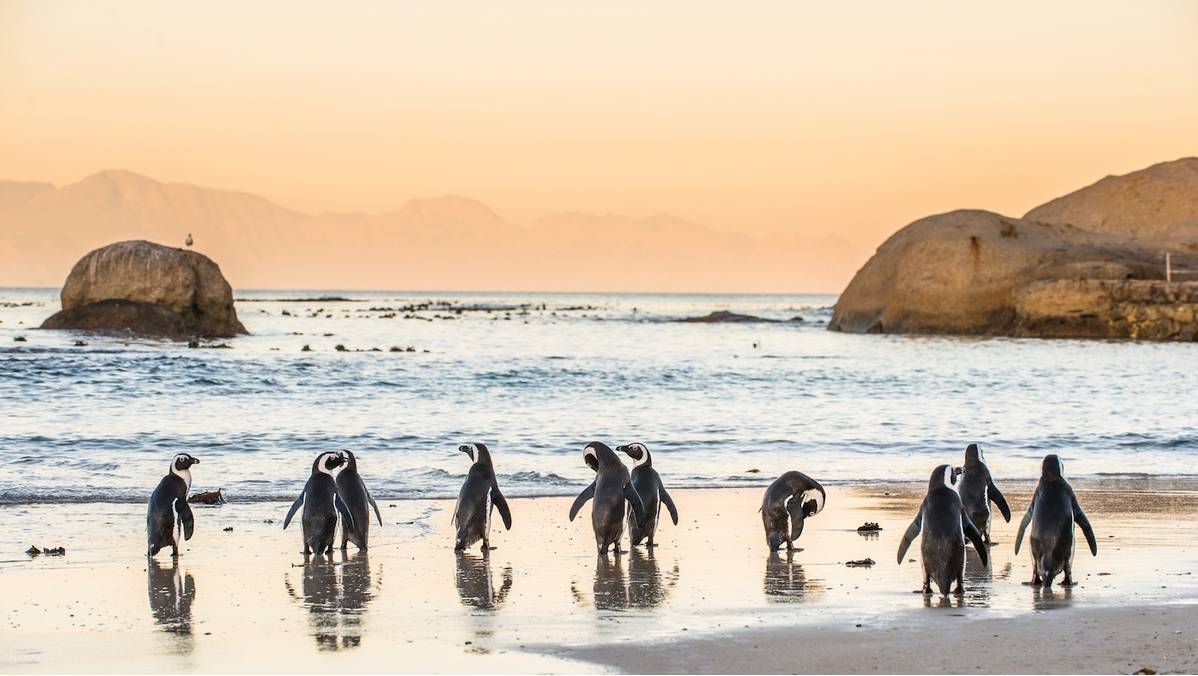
left=568, top=441, right=647, bottom=555
left=284, top=451, right=350, bottom=556
left=897, top=464, right=990, bottom=595
left=452, top=443, right=512, bottom=550
left=957, top=443, right=1011, bottom=545
left=1015, top=455, right=1097, bottom=587
left=760, top=470, right=826, bottom=551
left=615, top=443, right=678, bottom=547
left=334, top=450, right=383, bottom=551
left=147, top=453, right=200, bottom=558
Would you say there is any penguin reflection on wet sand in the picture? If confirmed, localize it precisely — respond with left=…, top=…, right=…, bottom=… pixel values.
left=615, top=443, right=679, bottom=547
left=764, top=550, right=825, bottom=603
left=454, top=551, right=513, bottom=610
left=284, top=552, right=376, bottom=651
left=335, top=450, right=383, bottom=551
left=627, top=547, right=677, bottom=608
left=569, top=442, right=647, bottom=555
left=284, top=451, right=351, bottom=556
left=1015, top=455, right=1097, bottom=587
left=453, top=443, right=512, bottom=551
left=957, top=444, right=1011, bottom=545
left=147, top=453, right=200, bottom=558
left=760, top=471, right=826, bottom=551
left=147, top=558, right=196, bottom=649
left=897, top=465, right=989, bottom=596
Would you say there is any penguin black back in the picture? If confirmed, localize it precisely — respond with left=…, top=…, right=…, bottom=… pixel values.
left=1015, top=455, right=1097, bottom=587
left=334, top=450, right=383, bottom=551
left=616, top=443, right=678, bottom=547
left=284, top=451, right=349, bottom=556
left=568, top=442, right=646, bottom=555
left=147, top=453, right=199, bottom=558
left=760, top=470, right=825, bottom=551
left=956, top=443, right=1011, bottom=544
left=453, top=443, right=512, bottom=551
left=897, top=465, right=989, bottom=596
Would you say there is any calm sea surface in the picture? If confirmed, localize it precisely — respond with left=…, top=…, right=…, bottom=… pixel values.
left=1, top=288, right=1195, bottom=504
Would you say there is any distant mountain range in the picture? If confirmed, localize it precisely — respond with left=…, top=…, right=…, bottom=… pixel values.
left=0, top=170, right=864, bottom=293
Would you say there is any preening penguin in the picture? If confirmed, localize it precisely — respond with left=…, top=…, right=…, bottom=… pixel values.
left=284, top=451, right=350, bottom=556
left=147, top=453, right=200, bottom=557
left=615, top=443, right=678, bottom=547
left=568, top=441, right=647, bottom=555
left=335, top=450, right=383, bottom=551
left=957, top=444, right=1011, bottom=544
left=1015, top=455, right=1097, bottom=587
left=760, top=471, right=826, bottom=551
left=452, top=443, right=512, bottom=550
left=897, top=465, right=989, bottom=596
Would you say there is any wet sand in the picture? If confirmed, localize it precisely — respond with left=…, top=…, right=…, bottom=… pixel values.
left=1, top=483, right=1196, bottom=673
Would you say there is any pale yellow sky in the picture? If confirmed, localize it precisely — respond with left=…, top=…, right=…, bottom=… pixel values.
left=1, top=1, right=1196, bottom=245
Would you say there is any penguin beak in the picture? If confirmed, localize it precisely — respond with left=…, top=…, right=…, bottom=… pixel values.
left=458, top=445, right=471, bottom=454
left=615, top=445, right=628, bottom=453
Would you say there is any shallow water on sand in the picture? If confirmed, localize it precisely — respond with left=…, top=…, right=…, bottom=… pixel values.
left=1, top=485, right=1196, bottom=672
left=2, top=288, right=1197, bottom=504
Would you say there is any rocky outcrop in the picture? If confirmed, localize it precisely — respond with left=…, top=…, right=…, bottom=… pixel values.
left=830, top=158, right=1198, bottom=340
left=41, top=240, right=246, bottom=338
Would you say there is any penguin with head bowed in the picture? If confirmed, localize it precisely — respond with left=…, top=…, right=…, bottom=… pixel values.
left=334, top=450, right=383, bottom=551
left=284, top=451, right=350, bottom=556
left=760, top=471, right=826, bottom=551
left=147, top=453, right=200, bottom=558
left=615, top=443, right=678, bottom=547
left=898, top=464, right=989, bottom=595
left=1015, top=455, right=1097, bottom=587
left=569, top=442, right=647, bottom=555
left=453, top=443, right=512, bottom=550
left=957, top=443, right=1011, bottom=545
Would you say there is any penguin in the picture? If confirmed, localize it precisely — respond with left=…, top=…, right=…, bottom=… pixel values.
left=568, top=441, right=647, bottom=555
left=334, top=449, right=383, bottom=551
left=1014, top=454, right=1098, bottom=587
left=957, top=443, right=1012, bottom=544
left=147, top=453, right=200, bottom=558
left=615, top=442, right=678, bottom=547
left=284, top=451, right=351, bottom=556
left=759, top=470, right=826, bottom=551
left=452, top=443, right=512, bottom=550
left=897, top=464, right=990, bottom=595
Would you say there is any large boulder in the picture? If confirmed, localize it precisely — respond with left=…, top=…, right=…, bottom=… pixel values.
left=829, top=158, right=1198, bottom=340
left=41, top=240, right=246, bottom=338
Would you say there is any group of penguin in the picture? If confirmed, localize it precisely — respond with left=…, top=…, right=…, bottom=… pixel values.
left=147, top=440, right=1098, bottom=597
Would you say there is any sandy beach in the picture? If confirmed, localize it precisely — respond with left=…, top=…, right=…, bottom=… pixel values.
left=2, top=481, right=1196, bottom=673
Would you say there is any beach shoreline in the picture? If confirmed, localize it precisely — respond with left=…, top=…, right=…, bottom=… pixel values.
left=2, top=484, right=1196, bottom=673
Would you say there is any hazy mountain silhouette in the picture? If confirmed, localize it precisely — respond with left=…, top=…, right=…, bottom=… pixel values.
left=0, top=170, right=862, bottom=292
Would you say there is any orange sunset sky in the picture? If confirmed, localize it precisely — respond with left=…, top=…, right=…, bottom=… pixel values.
left=1, top=1, right=1196, bottom=292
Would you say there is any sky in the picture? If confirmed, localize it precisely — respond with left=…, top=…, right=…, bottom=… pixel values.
left=1, top=1, right=1196, bottom=256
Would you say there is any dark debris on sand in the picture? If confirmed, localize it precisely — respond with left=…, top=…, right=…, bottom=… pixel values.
left=189, top=488, right=226, bottom=505
left=25, top=545, right=66, bottom=557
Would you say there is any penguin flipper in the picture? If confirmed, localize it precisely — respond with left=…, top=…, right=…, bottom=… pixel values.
left=335, top=493, right=355, bottom=532
left=176, top=498, right=195, bottom=541
left=624, top=482, right=647, bottom=526
left=491, top=483, right=512, bottom=530
left=1072, top=494, right=1098, bottom=556
left=961, top=511, right=989, bottom=566
left=896, top=503, right=923, bottom=564
left=365, top=486, right=383, bottom=527
left=283, top=491, right=304, bottom=530
left=659, top=486, right=679, bottom=525
left=568, top=480, right=595, bottom=521
left=989, top=480, right=1012, bottom=522
left=1014, top=504, right=1034, bottom=555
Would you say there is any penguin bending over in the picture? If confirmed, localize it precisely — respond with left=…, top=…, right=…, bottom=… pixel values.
left=335, top=450, right=383, bottom=551
left=452, top=443, right=512, bottom=550
left=1015, top=455, right=1097, bottom=587
left=284, top=451, right=351, bottom=556
left=760, top=471, right=826, bottom=551
left=897, top=465, right=990, bottom=595
left=147, top=453, right=200, bottom=558
left=616, top=443, right=678, bottom=547
left=568, top=442, right=647, bottom=554
left=957, top=444, right=1011, bottom=545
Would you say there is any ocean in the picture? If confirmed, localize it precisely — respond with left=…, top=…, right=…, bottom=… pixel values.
left=1, top=288, right=1195, bottom=504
